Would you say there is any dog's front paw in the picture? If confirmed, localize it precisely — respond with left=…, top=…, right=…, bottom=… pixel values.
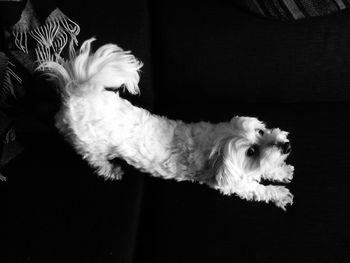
left=262, top=164, right=294, bottom=183
left=273, top=186, right=293, bottom=211
left=284, top=165, right=294, bottom=183
left=97, top=164, right=124, bottom=180
left=110, top=165, right=124, bottom=180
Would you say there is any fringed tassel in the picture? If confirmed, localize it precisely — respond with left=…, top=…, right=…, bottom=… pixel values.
left=29, top=20, right=60, bottom=49
left=5, top=61, right=22, bottom=98
left=11, top=3, right=80, bottom=65
left=0, top=54, right=22, bottom=181
left=35, top=44, right=55, bottom=65
left=11, top=0, right=39, bottom=54
left=46, top=8, right=80, bottom=60
left=52, top=28, right=68, bottom=57
left=0, top=53, right=21, bottom=102
left=32, top=8, right=80, bottom=65
left=3, top=127, right=16, bottom=144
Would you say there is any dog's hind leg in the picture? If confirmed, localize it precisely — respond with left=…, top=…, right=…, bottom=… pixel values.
left=85, top=154, right=124, bottom=180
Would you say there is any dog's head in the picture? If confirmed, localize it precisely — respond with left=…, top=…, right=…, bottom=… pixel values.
left=208, top=116, right=294, bottom=203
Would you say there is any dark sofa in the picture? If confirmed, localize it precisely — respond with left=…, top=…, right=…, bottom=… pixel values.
left=4, top=1, right=350, bottom=262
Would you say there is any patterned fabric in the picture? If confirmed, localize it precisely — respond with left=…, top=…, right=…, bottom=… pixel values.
left=0, top=0, right=80, bottom=178
left=237, top=0, right=350, bottom=20
left=12, top=0, right=80, bottom=61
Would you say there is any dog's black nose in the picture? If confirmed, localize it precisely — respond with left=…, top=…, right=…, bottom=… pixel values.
left=281, top=142, right=291, bottom=154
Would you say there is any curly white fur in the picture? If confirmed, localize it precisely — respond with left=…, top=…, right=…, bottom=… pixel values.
left=38, top=38, right=294, bottom=210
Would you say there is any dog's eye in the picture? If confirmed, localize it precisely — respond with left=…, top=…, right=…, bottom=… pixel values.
left=246, top=146, right=258, bottom=157
left=258, top=130, right=264, bottom=136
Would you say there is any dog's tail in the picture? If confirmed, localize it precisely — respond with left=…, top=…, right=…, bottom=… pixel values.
left=37, top=38, right=143, bottom=96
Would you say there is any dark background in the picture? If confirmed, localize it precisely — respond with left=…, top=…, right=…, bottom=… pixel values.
left=3, top=0, right=350, bottom=262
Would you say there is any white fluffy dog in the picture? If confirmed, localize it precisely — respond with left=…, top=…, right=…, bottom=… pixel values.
left=38, top=38, right=294, bottom=210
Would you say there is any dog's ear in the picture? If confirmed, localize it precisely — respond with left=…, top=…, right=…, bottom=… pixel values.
left=209, top=147, right=228, bottom=189
left=230, top=116, right=265, bottom=131
left=208, top=137, right=242, bottom=194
